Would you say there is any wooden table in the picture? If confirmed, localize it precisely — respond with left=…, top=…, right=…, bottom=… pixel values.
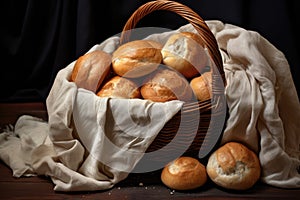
left=0, top=102, right=299, bottom=199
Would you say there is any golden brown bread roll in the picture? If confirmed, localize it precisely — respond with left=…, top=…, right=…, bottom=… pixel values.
left=161, top=32, right=208, bottom=78
left=206, top=142, right=261, bottom=190
left=112, top=40, right=163, bottom=78
left=71, top=50, right=112, bottom=92
left=161, top=156, right=207, bottom=190
left=140, top=67, right=193, bottom=102
left=190, top=71, right=212, bottom=101
left=96, top=76, right=141, bottom=99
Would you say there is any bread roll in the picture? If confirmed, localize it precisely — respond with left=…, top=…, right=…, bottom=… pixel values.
left=71, top=50, right=111, bottom=92
left=96, top=76, right=140, bottom=99
left=190, top=71, right=212, bottom=101
left=112, top=40, right=163, bottom=78
left=141, top=67, right=193, bottom=102
left=206, top=142, right=261, bottom=190
left=161, top=156, right=207, bottom=190
left=161, top=32, right=208, bottom=78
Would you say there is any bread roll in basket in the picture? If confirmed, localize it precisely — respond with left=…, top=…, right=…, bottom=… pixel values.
left=115, top=0, right=227, bottom=161
left=73, top=0, right=227, bottom=162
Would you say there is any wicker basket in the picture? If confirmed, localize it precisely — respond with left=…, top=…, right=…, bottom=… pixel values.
left=118, top=0, right=227, bottom=161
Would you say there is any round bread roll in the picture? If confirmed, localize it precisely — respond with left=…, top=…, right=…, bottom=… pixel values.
left=112, top=40, right=163, bottom=78
left=161, top=31, right=208, bottom=78
left=206, top=142, right=261, bottom=190
left=141, top=67, right=193, bottom=102
left=96, top=76, right=141, bottom=99
left=190, top=71, right=212, bottom=101
left=161, top=156, right=207, bottom=190
left=71, top=50, right=111, bottom=92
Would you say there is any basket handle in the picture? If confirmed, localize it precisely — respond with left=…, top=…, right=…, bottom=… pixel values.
left=119, top=0, right=225, bottom=87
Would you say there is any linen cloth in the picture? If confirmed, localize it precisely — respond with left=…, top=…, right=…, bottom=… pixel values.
left=0, top=20, right=299, bottom=191
left=205, top=20, right=300, bottom=188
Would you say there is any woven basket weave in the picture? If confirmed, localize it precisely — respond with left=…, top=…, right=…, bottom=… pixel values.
left=119, top=0, right=226, bottom=160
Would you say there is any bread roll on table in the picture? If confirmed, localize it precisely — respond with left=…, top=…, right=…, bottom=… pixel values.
left=206, top=142, right=261, bottom=190
left=161, top=156, right=207, bottom=190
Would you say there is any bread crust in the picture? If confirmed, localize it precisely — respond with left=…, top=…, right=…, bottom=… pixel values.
left=190, top=71, right=212, bottom=101
left=206, top=142, right=261, bottom=190
left=141, top=67, right=193, bottom=102
left=71, top=50, right=112, bottom=92
left=161, top=32, right=208, bottom=78
left=96, top=76, right=140, bottom=99
left=161, top=156, right=207, bottom=190
left=112, top=40, right=163, bottom=78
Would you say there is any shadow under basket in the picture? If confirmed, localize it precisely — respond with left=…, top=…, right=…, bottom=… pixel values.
left=118, top=0, right=227, bottom=162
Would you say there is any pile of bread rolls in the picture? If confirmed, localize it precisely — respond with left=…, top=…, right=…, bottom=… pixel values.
left=70, top=31, right=212, bottom=102
left=161, top=142, right=261, bottom=191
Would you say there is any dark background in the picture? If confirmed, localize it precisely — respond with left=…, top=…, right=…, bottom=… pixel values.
left=1, top=0, right=299, bottom=102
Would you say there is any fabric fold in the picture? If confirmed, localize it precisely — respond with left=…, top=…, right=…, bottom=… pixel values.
left=206, top=20, right=300, bottom=188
